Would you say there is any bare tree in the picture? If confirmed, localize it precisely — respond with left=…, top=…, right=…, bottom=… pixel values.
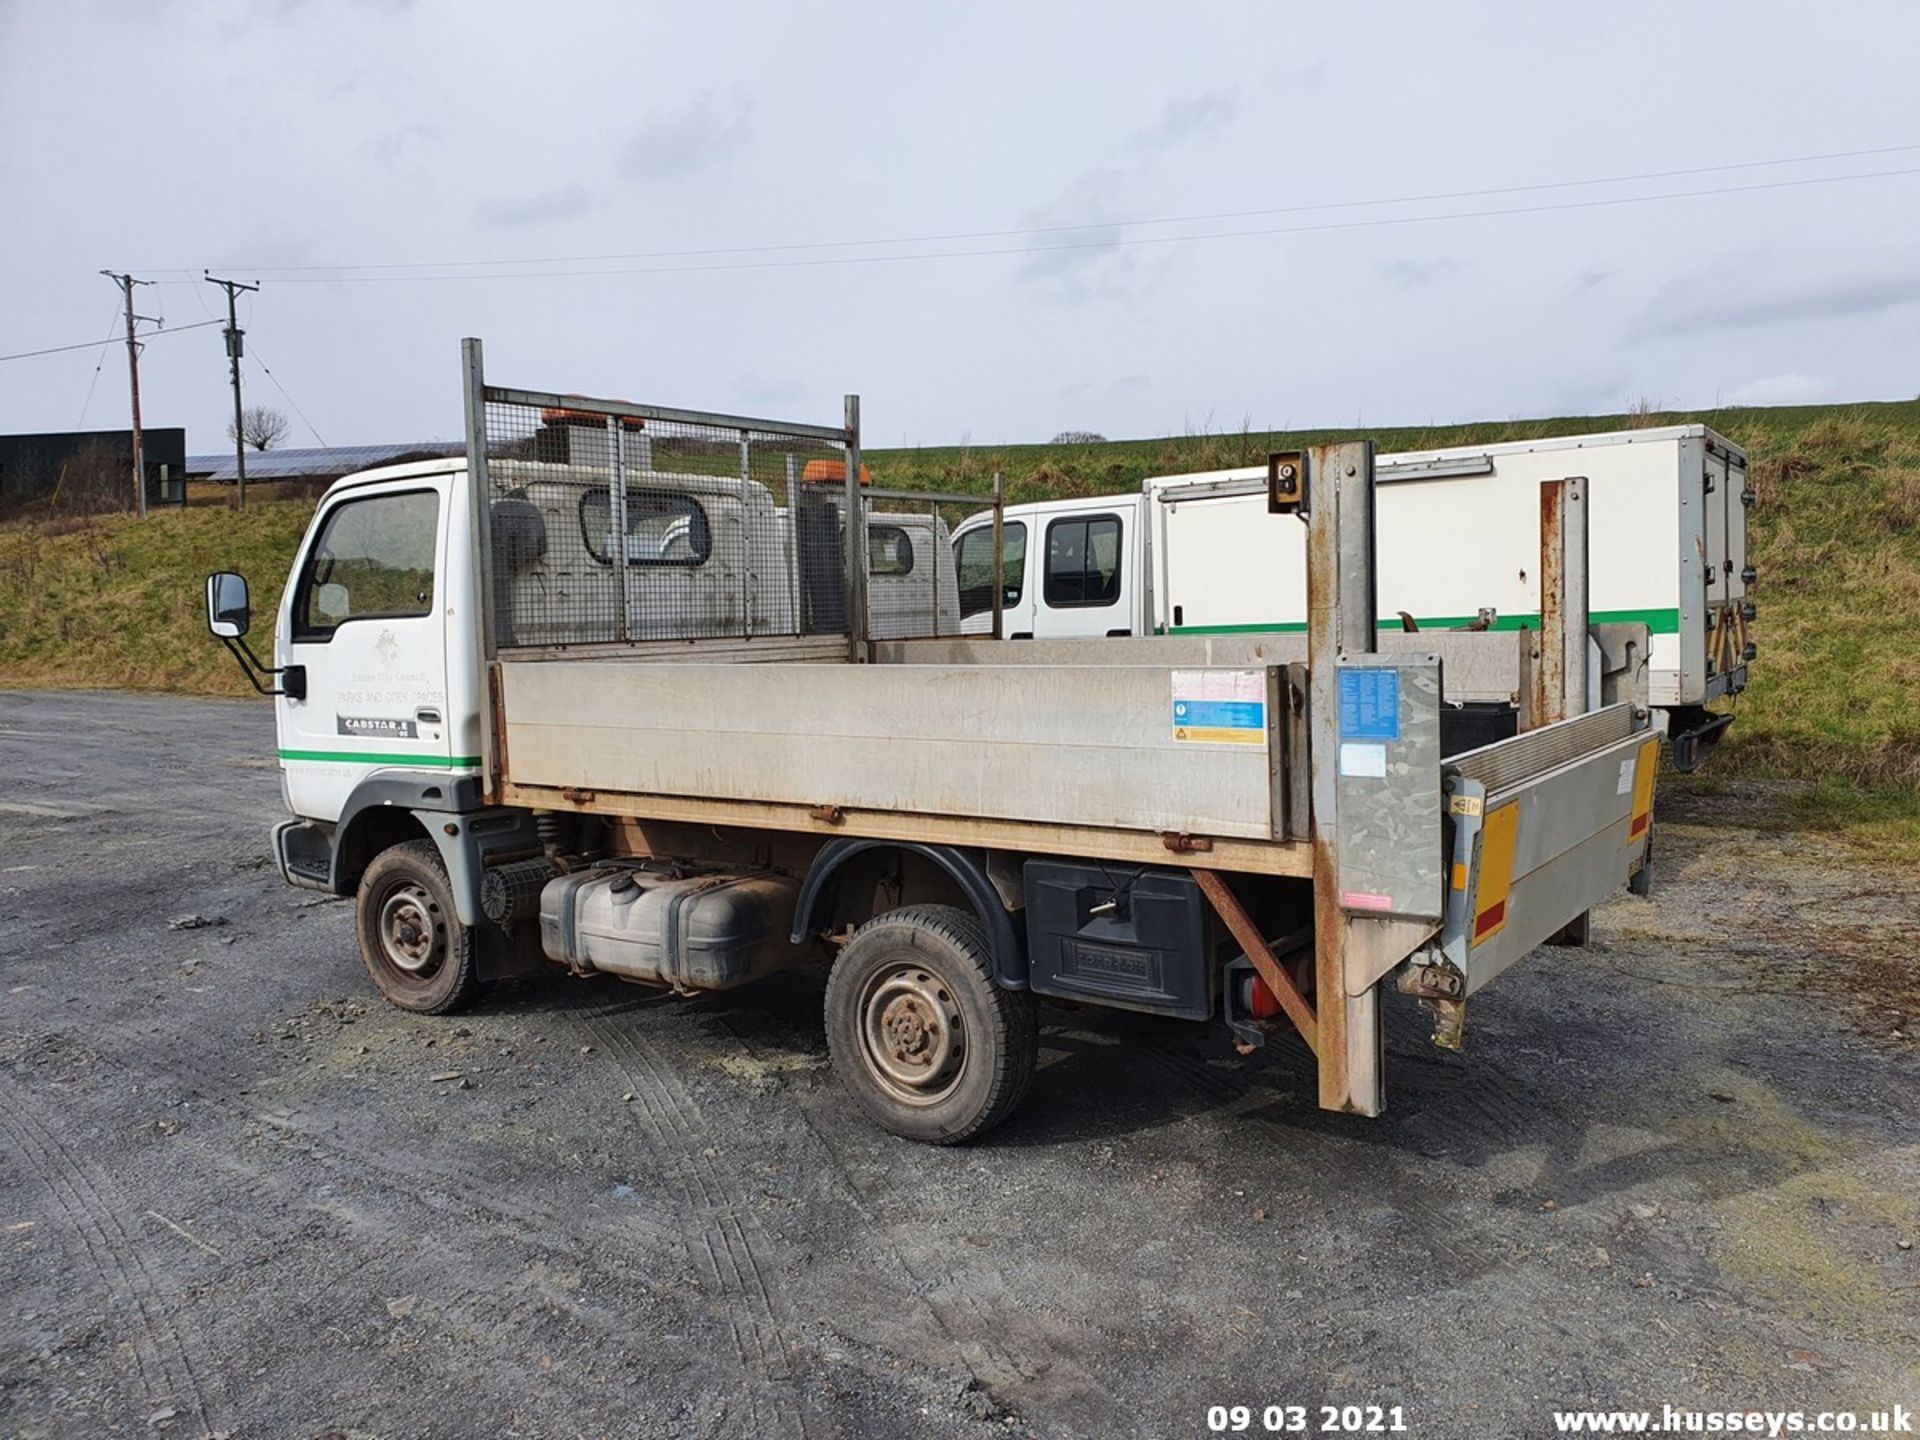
left=229, top=404, right=290, bottom=452
left=1051, top=430, right=1108, bottom=444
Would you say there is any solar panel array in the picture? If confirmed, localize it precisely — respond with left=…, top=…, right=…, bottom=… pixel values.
left=183, top=441, right=463, bottom=482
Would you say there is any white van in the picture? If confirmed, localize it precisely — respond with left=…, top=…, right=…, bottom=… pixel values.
left=953, top=491, right=1149, bottom=640
left=953, top=426, right=1752, bottom=738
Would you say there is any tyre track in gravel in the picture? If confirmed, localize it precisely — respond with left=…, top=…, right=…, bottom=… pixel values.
left=91, top=1018, right=684, bottom=1255
left=577, top=1011, right=833, bottom=1440
left=1129, top=1029, right=1498, bottom=1280
left=11, top=1019, right=689, bottom=1367
left=1130, top=1025, right=1678, bottom=1362
left=0, top=1077, right=227, bottom=1437
left=19, top=1015, right=824, bottom=1409
left=715, top=1015, right=1144, bottom=1439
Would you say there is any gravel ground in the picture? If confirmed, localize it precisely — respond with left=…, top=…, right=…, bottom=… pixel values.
left=1, top=690, right=1915, bottom=1440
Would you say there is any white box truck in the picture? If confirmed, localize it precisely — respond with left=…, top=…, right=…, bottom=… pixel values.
left=951, top=427, right=1754, bottom=767
left=202, top=342, right=1669, bottom=1143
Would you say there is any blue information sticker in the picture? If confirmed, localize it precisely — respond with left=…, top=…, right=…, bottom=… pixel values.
left=1173, top=699, right=1265, bottom=730
left=1338, top=667, right=1400, bottom=741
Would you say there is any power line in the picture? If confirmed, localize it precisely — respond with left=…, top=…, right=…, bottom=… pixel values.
left=74, top=301, right=126, bottom=429
left=245, top=343, right=330, bottom=449
left=0, top=318, right=223, bottom=364
left=251, top=164, right=1920, bottom=285
left=201, top=139, right=1920, bottom=277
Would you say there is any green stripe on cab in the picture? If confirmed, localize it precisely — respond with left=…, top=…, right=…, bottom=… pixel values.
left=278, top=749, right=482, bottom=768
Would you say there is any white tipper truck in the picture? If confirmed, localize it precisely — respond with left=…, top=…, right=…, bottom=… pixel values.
left=204, top=341, right=1669, bottom=1143
left=950, top=427, right=1755, bottom=769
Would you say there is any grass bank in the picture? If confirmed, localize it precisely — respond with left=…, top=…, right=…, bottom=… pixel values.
left=0, top=498, right=316, bottom=696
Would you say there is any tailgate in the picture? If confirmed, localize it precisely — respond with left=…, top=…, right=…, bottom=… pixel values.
left=1435, top=705, right=1659, bottom=994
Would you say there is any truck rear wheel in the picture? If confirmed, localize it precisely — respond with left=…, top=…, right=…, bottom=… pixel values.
left=824, top=904, right=1038, bottom=1144
left=354, top=839, right=480, bottom=1015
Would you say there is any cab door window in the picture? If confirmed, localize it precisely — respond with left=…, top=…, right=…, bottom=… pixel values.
left=1043, top=514, right=1121, bottom=608
left=293, top=489, right=440, bottom=640
left=956, top=520, right=1027, bottom=619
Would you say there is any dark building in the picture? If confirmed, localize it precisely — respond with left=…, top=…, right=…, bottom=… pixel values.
left=0, top=428, right=188, bottom=512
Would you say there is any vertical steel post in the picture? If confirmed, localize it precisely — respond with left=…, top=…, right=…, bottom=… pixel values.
left=1305, top=439, right=1388, bottom=1116
left=1540, top=475, right=1594, bottom=946
left=459, top=338, right=498, bottom=801
left=929, top=498, right=942, bottom=638
left=843, top=395, right=869, bottom=661
left=737, top=433, right=756, bottom=638
left=990, top=471, right=1005, bottom=641
left=608, top=415, right=630, bottom=643
left=785, top=453, right=803, bottom=635
left=1537, top=476, right=1590, bottom=726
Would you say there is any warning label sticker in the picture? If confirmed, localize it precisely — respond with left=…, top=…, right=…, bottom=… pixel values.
left=1171, top=669, right=1267, bottom=746
left=1338, top=666, right=1400, bottom=741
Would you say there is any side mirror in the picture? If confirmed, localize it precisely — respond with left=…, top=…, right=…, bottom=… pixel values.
left=206, top=572, right=250, bottom=638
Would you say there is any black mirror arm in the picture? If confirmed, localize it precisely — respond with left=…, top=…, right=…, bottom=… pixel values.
left=221, top=635, right=306, bottom=700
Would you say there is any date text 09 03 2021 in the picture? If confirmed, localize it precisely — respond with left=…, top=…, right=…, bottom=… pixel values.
left=1206, top=1404, right=1409, bottom=1434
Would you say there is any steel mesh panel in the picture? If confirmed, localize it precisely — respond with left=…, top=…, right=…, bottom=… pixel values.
left=865, top=497, right=968, bottom=642
left=481, top=392, right=862, bottom=651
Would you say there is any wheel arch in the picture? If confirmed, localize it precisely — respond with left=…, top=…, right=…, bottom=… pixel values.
left=792, top=840, right=1028, bottom=988
left=328, top=773, right=537, bottom=928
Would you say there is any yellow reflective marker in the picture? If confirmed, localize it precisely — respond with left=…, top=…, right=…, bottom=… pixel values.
left=1472, top=803, right=1520, bottom=945
left=1629, top=736, right=1659, bottom=841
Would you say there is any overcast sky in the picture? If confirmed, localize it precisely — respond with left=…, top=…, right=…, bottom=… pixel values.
left=4, top=1, right=1919, bottom=454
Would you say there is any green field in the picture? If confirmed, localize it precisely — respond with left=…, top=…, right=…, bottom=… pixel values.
left=3, top=398, right=1916, bottom=844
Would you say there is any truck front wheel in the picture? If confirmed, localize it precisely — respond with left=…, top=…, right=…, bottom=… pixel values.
left=354, top=839, right=480, bottom=1015
left=824, top=904, right=1038, bottom=1144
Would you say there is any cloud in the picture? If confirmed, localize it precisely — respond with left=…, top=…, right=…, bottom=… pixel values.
left=359, top=123, right=441, bottom=172
left=1630, top=258, right=1920, bottom=340
left=1012, top=169, right=1178, bottom=305
left=1725, top=373, right=1830, bottom=407
left=474, top=185, right=596, bottom=227
left=1129, top=91, right=1236, bottom=152
left=1379, top=257, right=1467, bottom=291
left=619, top=91, right=753, bottom=183
left=1567, top=266, right=1613, bottom=298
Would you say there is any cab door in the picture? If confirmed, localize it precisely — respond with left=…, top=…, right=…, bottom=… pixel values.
left=954, top=518, right=1032, bottom=637
left=277, top=480, right=458, bottom=823
left=1036, top=510, right=1130, bottom=638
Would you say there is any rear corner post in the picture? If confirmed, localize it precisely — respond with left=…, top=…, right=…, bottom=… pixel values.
left=1540, top=474, right=1595, bottom=946
left=1305, top=439, right=1388, bottom=1116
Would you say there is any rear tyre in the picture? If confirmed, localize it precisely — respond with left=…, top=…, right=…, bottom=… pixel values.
left=355, top=839, right=480, bottom=1015
left=1628, top=833, right=1654, bottom=897
left=824, top=904, right=1037, bottom=1145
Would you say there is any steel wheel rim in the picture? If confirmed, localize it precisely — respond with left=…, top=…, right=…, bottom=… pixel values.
left=858, top=962, right=965, bottom=1106
left=377, top=883, right=445, bottom=978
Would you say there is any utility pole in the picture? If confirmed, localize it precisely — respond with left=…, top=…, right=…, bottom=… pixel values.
left=100, top=271, right=157, bottom=517
left=205, top=273, right=260, bottom=510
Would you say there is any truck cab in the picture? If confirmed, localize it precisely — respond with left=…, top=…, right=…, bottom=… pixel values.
left=954, top=492, right=1148, bottom=639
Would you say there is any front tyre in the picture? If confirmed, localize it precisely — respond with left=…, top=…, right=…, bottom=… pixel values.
left=824, top=904, right=1038, bottom=1144
left=354, top=839, right=480, bottom=1015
